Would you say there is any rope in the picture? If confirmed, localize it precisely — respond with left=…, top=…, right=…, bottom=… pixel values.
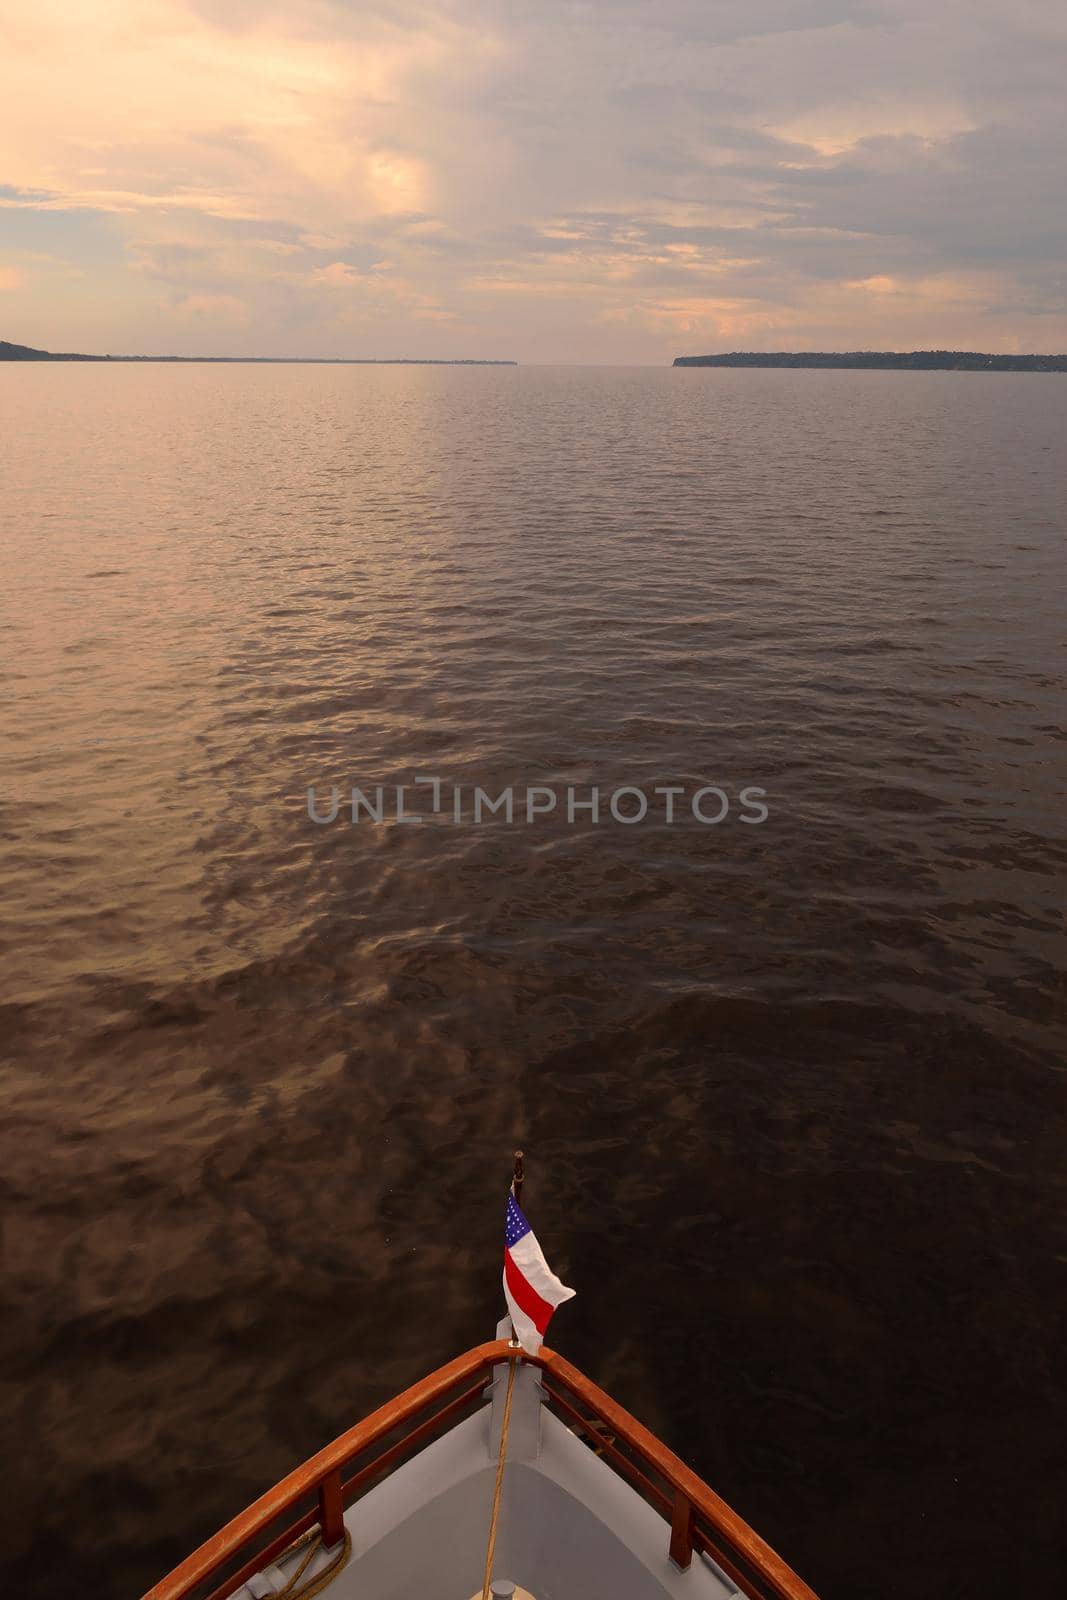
left=267, top=1523, right=352, bottom=1600
left=480, top=1353, right=518, bottom=1600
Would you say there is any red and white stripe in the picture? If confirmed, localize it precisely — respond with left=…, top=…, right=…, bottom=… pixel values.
left=503, top=1210, right=575, bottom=1355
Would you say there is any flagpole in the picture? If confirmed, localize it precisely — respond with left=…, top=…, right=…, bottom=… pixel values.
left=482, top=1152, right=525, bottom=1600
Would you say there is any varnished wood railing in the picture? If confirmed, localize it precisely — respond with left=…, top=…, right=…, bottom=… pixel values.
left=528, top=1347, right=820, bottom=1600
left=143, top=1338, right=818, bottom=1600
left=142, top=1342, right=501, bottom=1600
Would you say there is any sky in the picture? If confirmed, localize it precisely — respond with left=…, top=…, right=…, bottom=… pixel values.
left=1, top=0, right=1065, bottom=363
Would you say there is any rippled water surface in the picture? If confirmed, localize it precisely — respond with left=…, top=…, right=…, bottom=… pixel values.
left=1, top=364, right=1065, bottom=1599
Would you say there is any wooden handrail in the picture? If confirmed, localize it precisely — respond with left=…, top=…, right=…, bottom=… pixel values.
left=143, top=1338, right=819, bottom=1600
left=527, top=1346, right=820, bottom=1600
left=143, top=1341, right=506, bottom=1600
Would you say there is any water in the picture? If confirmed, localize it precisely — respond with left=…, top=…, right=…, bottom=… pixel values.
left=0, top=364, right=1064, bottom=1600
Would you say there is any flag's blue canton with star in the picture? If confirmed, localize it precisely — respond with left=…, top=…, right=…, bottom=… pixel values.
left=505, top=1193, right=531, bottom=1247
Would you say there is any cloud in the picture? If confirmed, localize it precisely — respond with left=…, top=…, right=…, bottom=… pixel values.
left=311, top=261, right=363, bottom=287
left=173, top=291, right=250, bottom=319
left=0, top=0, right=1064, bottom=358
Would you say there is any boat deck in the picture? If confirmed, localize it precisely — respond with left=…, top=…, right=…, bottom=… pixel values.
left=146, top=1330, right=817, bottom=1600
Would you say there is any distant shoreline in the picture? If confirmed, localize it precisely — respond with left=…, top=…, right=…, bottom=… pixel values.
left=674, top=350, right=1067, bottom=372
left=0, top=340, right=516, bottom=365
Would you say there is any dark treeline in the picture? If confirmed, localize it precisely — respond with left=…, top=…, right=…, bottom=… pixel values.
left=0, top=340, right=516, bottom=365
left=674, top=350, right=1067, bottom=371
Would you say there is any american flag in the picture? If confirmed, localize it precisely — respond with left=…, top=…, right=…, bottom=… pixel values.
left=503, top=1191, right=575, bottom=1355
